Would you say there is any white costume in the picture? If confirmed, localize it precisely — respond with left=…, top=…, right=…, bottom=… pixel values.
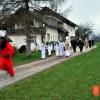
left=48, top=43, right=52, bottom=56
left=59, top=41, right=64, bottom=57
left=55, top=43, right=60, bottom=57
left=41, top=43, right=46, bottom=59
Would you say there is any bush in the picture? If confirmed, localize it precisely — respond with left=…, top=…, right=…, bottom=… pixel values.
left=19, top=45, right=26, bottom=53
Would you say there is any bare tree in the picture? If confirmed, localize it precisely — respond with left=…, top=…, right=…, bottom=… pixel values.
left=76, top=22, right=94, bottom=38
left=33, top=0, right=66, bottom=12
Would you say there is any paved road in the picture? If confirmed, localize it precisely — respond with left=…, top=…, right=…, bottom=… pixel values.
left=0, top=47, right=96, bottom=89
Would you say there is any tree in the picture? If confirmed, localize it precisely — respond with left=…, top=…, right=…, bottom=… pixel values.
left=33, top=0, right=65, bottom=12
left=76, top=23, right=93, bottom=38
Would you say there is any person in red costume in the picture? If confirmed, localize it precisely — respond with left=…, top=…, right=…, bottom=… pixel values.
left=0, top=37, right=15, bottom=77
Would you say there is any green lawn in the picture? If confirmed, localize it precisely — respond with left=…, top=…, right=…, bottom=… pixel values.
left=0, top=43, right=100, bottom=100
left=12, top=51, right=41, bottom=66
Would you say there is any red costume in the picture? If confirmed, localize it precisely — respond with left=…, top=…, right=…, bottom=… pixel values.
left=0, top=40, right=15, bottom=77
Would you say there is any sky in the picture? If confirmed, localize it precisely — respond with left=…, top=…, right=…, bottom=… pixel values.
left=0, top=0, right=100, bottom=35
left=64, top=0, right=100, bottom=35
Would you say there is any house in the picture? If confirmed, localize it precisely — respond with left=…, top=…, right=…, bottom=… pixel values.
left=38, top=7, right=77, bottom=41
left=4, top=7, right=46, bottom=50
left=1, top=7, right=77, bottom=51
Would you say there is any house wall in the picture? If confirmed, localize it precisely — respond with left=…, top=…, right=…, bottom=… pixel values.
left=67, top=25, right=75, bottom=36
left=45, top=26, right=58, bottom=42
left=9, top=34, right=42, bottom=51
left=63, top=23, right=75, bottom=36
left=15, top=23, right=24, bottom=29
left=33, top=19, right=43, bottom=28
left=63, top=23, right=68, bottom=29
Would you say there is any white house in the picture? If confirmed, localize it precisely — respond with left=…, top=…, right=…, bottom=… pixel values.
left=3, top=7, right=77, bottom=51
left=38, top=7, right=77, bottom=41
left=5, top=7, right=46, bottom=50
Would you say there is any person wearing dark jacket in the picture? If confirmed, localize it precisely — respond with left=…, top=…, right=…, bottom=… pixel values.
left=78, top=38, right=84, bottom=52
left=71, top=38, right=77, bottom=53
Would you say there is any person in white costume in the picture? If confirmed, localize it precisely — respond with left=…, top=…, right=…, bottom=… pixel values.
left=47, top=42, right=52, bottom=56
left=41, top=42, right=46, bottom=59
left=59, top=41, right=64, bottom=57
left=54, top=42, right=60, bottom=57
left=51, top=42, right=53, bottom=51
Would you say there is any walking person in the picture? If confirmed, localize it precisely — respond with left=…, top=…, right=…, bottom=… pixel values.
left=54, top=42, right=60, bottom=58
left=0, top=37, right=15, bottom=77
left=88, top=40, right=92, bottom=48
left=41, top=42, right=46, bottom=59
left=71, top=38, right=77, bottom=53
left=59, top=40, right=64, bottom=57
left=47, top=42, right=52, bottom=56
left=78, top=38, right=84, bottom=52
left=84, top=38, right=89, bottom=49
left=91, top=39, right=94, bottom=47
left=64, top=40, right=70, bottom=57
left=88, top=34, right=94, bottom=48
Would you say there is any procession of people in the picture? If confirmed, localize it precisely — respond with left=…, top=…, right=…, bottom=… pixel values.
left=40, top=36, right=95, bottom=59
left=0, top=33, right=94, bottom=77
left=41, top=36, right=93, bottom=59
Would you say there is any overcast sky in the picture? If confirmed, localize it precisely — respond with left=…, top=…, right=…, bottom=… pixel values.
left=64, top=0, right=100, bottom=35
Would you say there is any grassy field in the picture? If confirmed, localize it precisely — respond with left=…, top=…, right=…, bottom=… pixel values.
left=0, top=43, right=100, bottom=100
left=12, top=51, right=41, bottom=66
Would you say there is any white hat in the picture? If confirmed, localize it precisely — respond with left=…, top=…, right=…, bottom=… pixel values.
left=66, top=36, right=70, bottom=40
left=0, top=30, right=6, bottom=37
left=66, top=36, right=69, bottom=40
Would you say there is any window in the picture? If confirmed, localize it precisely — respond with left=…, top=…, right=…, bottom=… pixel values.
left=31, top=36, right=36, bottom=43
left=15, top=23, right=23, bottom=29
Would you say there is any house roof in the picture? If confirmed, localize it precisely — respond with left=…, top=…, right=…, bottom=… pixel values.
left=39, top=7, right=77, bottom=27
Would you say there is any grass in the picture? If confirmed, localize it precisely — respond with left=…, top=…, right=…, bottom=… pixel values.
left=12, top=51, right=41, bottom=66
left=0, top=43, right=100, bottom=99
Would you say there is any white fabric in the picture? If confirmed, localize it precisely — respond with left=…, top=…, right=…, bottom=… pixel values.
left=48, top=45, right=52, bottom=55
left=41, top=44, right=46, bottom=59
left=59, top=42, right=64, bottom=56
left=50, top=44, right=53, bottom=51
left=55, top=44, right=60, bottom=56
left=42, top=53, right=45, bottom=59
left=66, top=36, right=71, bottom=47
left=69, top=48, right=73, bottom=55
left=65, top=50, right=70, bottom=57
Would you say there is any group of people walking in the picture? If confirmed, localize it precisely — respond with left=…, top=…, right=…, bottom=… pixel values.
left=40, top=36, right=72, bottom=59
left=0, top=34, right=94, bottom=77
left=40, top=36, right=94, bottom=59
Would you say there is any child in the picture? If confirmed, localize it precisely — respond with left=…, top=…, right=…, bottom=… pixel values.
left=54, top=42, right=60, bottom=58
left=41, top=42, right=46, bottom=59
